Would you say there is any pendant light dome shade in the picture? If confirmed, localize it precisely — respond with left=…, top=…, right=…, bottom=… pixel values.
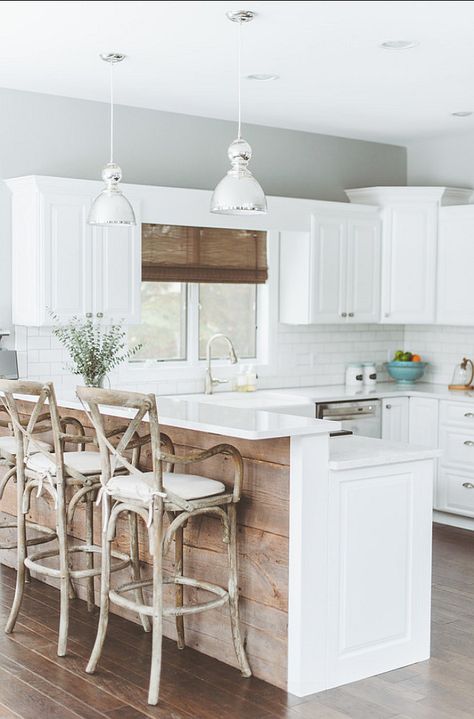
left=210, top=11, right=267, bottom=216
left=210, top=138, right=266, bottom=214
left=88, top=53, right=136, bottom=227
left=88, top=163, right=136, bottom=225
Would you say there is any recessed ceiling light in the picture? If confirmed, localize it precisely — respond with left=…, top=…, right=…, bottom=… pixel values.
left=452, top=111, right=473, bottom=117
left=245, top=73, right=280, bottom=81
left=380, top=40, right=419, bottom=50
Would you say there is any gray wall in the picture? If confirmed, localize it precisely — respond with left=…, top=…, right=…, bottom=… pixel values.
left=0, top=87, right=406, bottom=201
left=0, top=87, right=407, bottom=328
left=407, top=130, right=474, bottom=188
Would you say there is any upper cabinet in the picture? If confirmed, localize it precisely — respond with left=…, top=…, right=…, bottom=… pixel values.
left=6, top=176, right=141, bottom=326
left=346, top=187, right=472, bottom=325
left=279, top=202, right=381, bottom=324
left=437, top=205, right=474, bottom=326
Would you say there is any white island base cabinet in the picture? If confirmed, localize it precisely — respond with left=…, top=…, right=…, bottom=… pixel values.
left=288, top=435, right=435, bottom=696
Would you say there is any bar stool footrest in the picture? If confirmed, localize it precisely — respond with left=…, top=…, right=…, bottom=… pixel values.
left=0, top=520, right=56, bottom=550
left=110, top=575, right=229, bottom=617
left=24, top=544, right=130, bottom=579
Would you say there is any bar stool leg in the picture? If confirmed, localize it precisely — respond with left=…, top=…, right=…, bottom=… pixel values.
left=147, top=508, right=164, bottom=706
left=227, top=504, right=251, bottom=677
left=175, top=523, right=185, bottom=650
left=5, top=467, right=26, bottom=635
left=128, top=511, right=151, bottom=632
left=85, top=494, right=95, bottom=612
left=86, top=497, right=111, bottom=675
left=57, top=483, right=70, bottom=657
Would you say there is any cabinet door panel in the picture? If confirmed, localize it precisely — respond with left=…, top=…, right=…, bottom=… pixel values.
left=311, top=214, right=347, bottom=323
left=346, top=218, right=381, bottom=323
left=436, top=467, right=474, bottom=516
left=93, top=203, right=141, bottom=324
left=43, top=193, right=92, bottom=323
left=279, top=231, right=312, bottom=324
left=381, top=205, right=436, bottom=324
left=437, top=210, right=474, bottom=325
left=382, top=397, right=409, bottom=442
left=409, top=397, right=439, bottom=447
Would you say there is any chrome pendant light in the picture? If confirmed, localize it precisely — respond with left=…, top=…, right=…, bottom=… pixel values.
left=210, top=10, right=267, bottom=215
left=88, top=53, right=136, bottom=226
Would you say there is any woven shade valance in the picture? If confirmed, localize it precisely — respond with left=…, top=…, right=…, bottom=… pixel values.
left=142, top=223, right=268, bottom=284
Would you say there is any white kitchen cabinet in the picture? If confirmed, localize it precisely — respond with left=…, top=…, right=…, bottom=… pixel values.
left=381, top=396, right=409, bottom=442
left=346, top=187, right=471, bottom=325
left=437, top=206, right=474, bottom=325
left=7, top=176, right=141, bottom=326
left=408, top=397, right=439, bottom=448
left=436, top=399, right=474, bottom=516
left=279, top=202, right=381, bottom=325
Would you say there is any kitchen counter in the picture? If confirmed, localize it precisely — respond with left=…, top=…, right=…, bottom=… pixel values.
left=20, top=393, right=337, bottom=441
left=329, top=434, right=442, bottom=470
left=274, top=381, right=474, bottom=404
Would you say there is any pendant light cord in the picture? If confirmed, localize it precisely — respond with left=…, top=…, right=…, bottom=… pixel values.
left=109, top=59, right=114, bottom=164
left=237, top=18, right=242, bottom=140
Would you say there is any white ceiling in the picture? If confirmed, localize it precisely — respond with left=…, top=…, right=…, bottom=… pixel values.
left=1, top=0, right=474, bottom=144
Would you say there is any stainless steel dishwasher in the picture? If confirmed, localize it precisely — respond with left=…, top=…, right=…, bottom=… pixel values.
left=315, top=399, right=381, bottom=438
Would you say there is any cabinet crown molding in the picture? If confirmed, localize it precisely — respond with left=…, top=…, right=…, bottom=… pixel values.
left=345, top=186, right=473, bottom=207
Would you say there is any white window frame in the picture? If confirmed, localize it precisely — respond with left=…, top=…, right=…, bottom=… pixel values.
left=120, top=231, right=278, bottom=385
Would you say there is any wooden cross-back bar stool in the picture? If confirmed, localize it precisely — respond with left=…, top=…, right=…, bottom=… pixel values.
left=0, top=379, right=132, bottom=657
left=0, top=407, right=56, bottom=556
left=77, top=386, right=251, bottom=706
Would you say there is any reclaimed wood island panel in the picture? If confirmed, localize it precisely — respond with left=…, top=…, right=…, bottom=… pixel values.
left=0, top=402, right=292, bottom=688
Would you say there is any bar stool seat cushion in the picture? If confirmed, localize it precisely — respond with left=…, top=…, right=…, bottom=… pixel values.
left=26, top=450, right=105, bottom=476
left=0, top=436, right=52, bottom=456
left=107, top=471, right=226, bottom=503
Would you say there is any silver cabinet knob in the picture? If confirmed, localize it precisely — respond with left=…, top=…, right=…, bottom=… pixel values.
left=348, top=312, right=354, bottom=318
left=386, top=404, right=392, bottom=409
left=465, top=412, right=474, bottom=418
left=341, top=312, right=347, bottom=318
left=463, top=482, right=474, bottom=489
left=464, top=440, right=474, bottom=447
left=96, top=312, right=104, bottom=319
left=86, top=312, right=93, bottom=318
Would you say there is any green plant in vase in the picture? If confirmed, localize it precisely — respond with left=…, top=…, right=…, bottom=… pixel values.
left=50, top=313, right=141, bottom=388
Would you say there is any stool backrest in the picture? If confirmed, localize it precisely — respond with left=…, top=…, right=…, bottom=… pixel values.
left=0, top=379, right=63, bottom=463
left=76, top=386, right=163, bottom=494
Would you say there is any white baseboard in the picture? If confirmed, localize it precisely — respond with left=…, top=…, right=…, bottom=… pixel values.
left=433, top=510, right=474, bottom=531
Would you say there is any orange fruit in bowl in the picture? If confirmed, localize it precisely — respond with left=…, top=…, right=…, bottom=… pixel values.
left=412, top=354, right=422, bottom=362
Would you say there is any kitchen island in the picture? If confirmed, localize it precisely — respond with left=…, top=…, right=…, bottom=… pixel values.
left=0, top=392, right=440, bottom=696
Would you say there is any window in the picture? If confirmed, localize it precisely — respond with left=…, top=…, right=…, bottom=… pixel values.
left=129, top=282, right=187, bottom=361
left=198, top=283, right=257, bottom=359
left=129, top=223, right=267, bottom=364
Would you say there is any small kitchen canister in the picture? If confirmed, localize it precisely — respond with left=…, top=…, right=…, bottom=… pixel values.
left=362, top=361, right=377, bottom=386
left=345, top=362, right=363, bottom=387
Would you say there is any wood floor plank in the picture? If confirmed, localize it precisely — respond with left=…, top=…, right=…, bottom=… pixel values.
left=1, top=523, right=474, bottom=718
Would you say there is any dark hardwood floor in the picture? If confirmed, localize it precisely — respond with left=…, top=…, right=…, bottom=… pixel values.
left=0, top=523, right=473, bottom=719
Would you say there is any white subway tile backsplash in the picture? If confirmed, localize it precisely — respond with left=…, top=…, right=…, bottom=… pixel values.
left=27, top=336, right=51, bottom=350
left=17, top=320, right=469, bottom=394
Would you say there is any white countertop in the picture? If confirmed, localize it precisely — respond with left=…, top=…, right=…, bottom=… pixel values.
left=329, top=435, right=442, bottom=471
left=33, top=394, right=339, bottom=442
left=273, top=381, right=474, bottom=404
left=175, top=382, right=474, bottom=408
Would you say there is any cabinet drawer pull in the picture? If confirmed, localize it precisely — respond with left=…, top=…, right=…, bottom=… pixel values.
left=462, top=482, right=474, bottom=489
left=385, top=404, right=392, bottom=410
left=348, top=312, right=354, bottom=317
left=96, top=312, right=104, bottom=319
left=85, top=312, right=93, bottom=318
left=341, top=312, right=347, bottom=318
left=465, top=412, right=474, bottom=418
left=464, top=440, right=474, bottom=446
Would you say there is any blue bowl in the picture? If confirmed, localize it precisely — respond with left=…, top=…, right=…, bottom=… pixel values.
left=386, top=361, right=427, bottom=384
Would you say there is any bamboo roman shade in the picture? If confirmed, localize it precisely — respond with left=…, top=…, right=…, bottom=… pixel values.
left=142, top=223, right=268, bottom=284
